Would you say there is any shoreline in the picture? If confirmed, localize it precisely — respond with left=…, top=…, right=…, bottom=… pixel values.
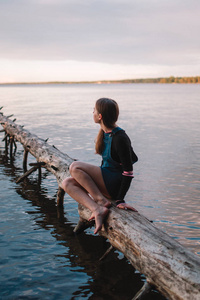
left=0, top=76, right=200, bottom=85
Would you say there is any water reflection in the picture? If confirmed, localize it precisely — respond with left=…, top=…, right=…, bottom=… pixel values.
left=1, top=83, right=200, bottom=298
left=0, top=150, right=166, bottom=299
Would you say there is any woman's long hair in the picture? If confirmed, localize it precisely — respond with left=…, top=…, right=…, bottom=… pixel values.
left=95, top=98, right=119, bottom=154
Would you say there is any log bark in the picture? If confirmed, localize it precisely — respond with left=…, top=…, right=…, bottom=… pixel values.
left=0, top=113, right=200, bottom=300
left=0, top=113, right=74, bottom=185
left=78, top=205, right=200, bottom=300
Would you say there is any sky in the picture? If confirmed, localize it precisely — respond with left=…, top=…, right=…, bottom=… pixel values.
left=0, top=0, right=200, bottom=83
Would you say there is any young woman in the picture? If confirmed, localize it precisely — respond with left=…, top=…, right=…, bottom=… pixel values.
left=62, top=98, right=138, bottom=234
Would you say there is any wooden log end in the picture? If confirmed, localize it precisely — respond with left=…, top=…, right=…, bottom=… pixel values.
left=74, top=218, right=95, bottom=234
left=132, top=282, right=152, bottom=300
left=16, top=166, right=38, bottom=183
left=99, top=245, right=114, bottom=261
left=57, top=187, right=65, bottom=207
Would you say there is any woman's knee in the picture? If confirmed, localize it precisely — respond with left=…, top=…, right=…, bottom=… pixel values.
left=69, top=161, right=82, bottom=175
left=62, top=177, right=76, bottom=192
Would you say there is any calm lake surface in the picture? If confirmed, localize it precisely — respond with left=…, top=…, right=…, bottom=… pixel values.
left=0, top=83, right=199, bottom=299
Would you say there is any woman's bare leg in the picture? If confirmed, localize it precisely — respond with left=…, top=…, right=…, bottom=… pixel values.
left=68, top=161, right=112, bottom=207
left=62, top=177, right=109, bottom=234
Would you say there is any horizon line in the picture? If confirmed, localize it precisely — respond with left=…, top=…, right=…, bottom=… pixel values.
left=0, top=75, right=200, bottom=85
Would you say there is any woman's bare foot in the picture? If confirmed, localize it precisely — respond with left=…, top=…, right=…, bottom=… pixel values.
left=89, top=194, right=112, bottom=208
left=101, top=199, right=112, bottom=208
left=88, top=206, right=109, bottom=234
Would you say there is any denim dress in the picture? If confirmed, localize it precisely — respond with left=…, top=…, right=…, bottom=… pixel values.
left=100, top=127, right=123, bottom=199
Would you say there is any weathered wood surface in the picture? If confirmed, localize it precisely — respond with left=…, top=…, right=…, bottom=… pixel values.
left=1, top=112, right=200, bottom=300
left=78, top=206, right=200, bottom=300
left=0, top=112, right=74, bottom=185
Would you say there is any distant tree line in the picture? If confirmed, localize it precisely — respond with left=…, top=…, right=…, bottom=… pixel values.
left=1, top=76, right=200, bottom=85
left=102, top=76, right=200, bottom=84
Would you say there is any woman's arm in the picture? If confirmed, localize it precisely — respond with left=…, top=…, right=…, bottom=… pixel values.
left=112, top=131, right=138, bottom=211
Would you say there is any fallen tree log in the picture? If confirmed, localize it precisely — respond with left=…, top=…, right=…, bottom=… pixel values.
left=0, top=111, right=200, bottom=300
left=0, top=111, right=73, bottom=204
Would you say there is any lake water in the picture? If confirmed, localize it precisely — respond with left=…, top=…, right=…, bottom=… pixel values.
left=0, top=83, right=199, bottom=299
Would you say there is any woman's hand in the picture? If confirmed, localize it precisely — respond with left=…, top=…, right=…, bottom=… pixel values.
left=116, top=202, right=138, bottom=212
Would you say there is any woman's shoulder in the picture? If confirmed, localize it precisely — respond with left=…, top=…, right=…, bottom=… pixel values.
left=113, top=129, right=138, bottom=163
left=113, top=128, right=131, bottom=143
left=112, top=130, right=133, bottom=154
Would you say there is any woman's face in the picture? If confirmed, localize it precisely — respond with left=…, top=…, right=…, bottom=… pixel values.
left=93, top=105, right=102, bottom=124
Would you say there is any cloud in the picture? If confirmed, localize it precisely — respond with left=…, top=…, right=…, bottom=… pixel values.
left=0, top=0, right=200, bottom=65
left=0, top=0, right=199, bottom=81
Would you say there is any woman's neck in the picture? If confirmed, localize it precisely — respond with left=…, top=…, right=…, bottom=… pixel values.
left=100, top=123, right=117, bottom=133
